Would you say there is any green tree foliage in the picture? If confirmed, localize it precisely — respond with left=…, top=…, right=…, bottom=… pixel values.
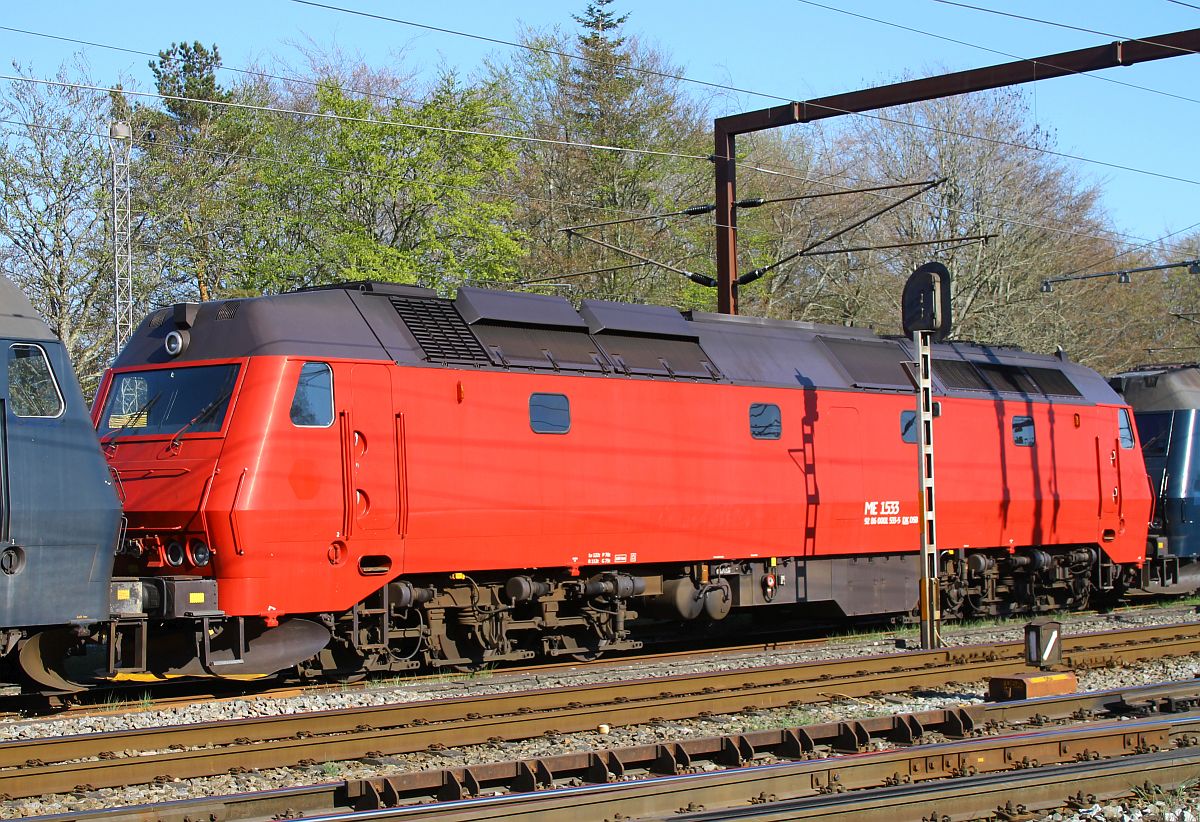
left=229, top=74, right=522, bottom=293
left=133, top=42, right=254, bottom=302
left=491, top=2, right=711, bottom=305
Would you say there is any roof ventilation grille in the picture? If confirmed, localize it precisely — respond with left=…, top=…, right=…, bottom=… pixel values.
left=388, top=296, right=490, bottom=363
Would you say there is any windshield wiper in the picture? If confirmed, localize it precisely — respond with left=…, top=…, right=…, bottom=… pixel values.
left=100, top=391, right=162, bottom=445
left=169, top=384, right=235, bottom=449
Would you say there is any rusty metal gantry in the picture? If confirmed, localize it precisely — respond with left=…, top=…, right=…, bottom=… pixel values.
left=713, top=28, right=1200, bottom=314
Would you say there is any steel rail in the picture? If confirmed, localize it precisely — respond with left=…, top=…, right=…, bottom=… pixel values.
left=8, top=602, right=1189, bottom=717
left=319, top=717, right=1200, bottom=821
left=1, top=622, right=1197, bottom=799
left=27, top=680, right=1200, bottom=822
left=660, top=747, right=1200, bottom=821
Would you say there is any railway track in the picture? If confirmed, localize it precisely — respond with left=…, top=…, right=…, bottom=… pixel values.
left=2, top=620, right=1199, bottom=801
left=25, top=677, right=1200, bottom=821
left=10, top=601, right=1194, bottom=719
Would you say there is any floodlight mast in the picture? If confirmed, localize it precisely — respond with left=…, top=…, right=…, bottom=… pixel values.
left=712, top=28, right=1200, bottom=315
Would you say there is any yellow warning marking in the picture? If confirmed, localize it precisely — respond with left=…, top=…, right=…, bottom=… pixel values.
left=116, top=589, right=130, bottom=601
left=189, top=592, right=205, bottom=604
left=107, top=411, right=148, bottom=428
left=1028, top=674, right=1071, bottom=684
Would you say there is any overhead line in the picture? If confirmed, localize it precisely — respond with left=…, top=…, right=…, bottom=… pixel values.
left=294, top=0, right=1200, bottom=188
left=736, top=161, right=1159, bottom=247
left=0, top=72, right=712, bottom=162
left=287, top=0, right=791, bottom=104
left=0, top=117, right=657, bottom=221
left=0, top=118, right=791, bottom=241
left=0, top=23, right=628, bottom=140
left=931, top=0, right=1200, bottom=56
left=0, top=95, right=1160, bottom=255
left=794, top=0, right=1199, bottom=105
left=7, top=18, right=1189, bottom=244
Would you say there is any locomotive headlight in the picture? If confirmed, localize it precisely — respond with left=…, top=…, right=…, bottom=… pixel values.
left=164, top=540, right=186, bottom=567
left=164, top=329, right=190, bottom=357
left=187, top=540, right=212, bottom=567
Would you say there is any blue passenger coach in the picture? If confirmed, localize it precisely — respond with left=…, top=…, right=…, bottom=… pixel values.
left=1112, top=365, right=1200, bottom=589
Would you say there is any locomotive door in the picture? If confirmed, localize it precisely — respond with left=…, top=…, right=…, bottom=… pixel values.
left=349, top=365, right=399, bottom=535
left=1096, top=433, right=1119, bottom=529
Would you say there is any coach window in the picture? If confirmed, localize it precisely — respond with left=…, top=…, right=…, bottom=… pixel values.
left=7, top=344, right=63, bottom=418
left=1117, top=408, right=1136, bottom=449
left=290, top=362, right=334, bottom=427
left=750, top=403, right=781, bottom=439
left=900, top=410, right=917, bottom=443
left=530, top=393, right=570, bottom=434
left=1012, top=415, right=1035, bottom=447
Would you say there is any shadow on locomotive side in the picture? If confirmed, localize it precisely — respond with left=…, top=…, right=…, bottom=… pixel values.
left=0, top=274, right=1188, bottom=691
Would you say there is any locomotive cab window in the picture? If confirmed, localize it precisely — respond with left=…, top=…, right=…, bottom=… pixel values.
left=900, top=410, right=917, bottom=444
left=1012, top=416, right=1035, bottom=447
left=750, top=403, right=781, bottom=439
left=530, top=393, right=570, bottom=434
left=98, top=364, right=240, bottom=437
left=7, top=344, right=63, bottom=418
left=290, top=362, right=334, bottom=427
left=1117, top=408, right=1136, bottom=450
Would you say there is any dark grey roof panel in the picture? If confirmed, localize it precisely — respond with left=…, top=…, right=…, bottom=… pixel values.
left=595, top=334, right=717, bottom=379
left=818, top=337, right=911, bottom=389
left=692, top=321, right=856, bottom=389
left=0, top=276, right=56, bottom=342
left=689, top=310, right=879, bottom=339
left=297, top=280, right=437, bottom=299
left=344, top=291, right=432, bottom=365
left=456, top=287, right=587, bottom=330
left=114, top=290, right=391, bottom=368
left=473, top=324, right=608, bottom=372
left=932, top=342, right=1108, bottom=404
left=579, top=299, right=696, bottom=340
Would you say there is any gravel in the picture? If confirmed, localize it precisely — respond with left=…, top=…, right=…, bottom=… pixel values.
left=2, top=603, right=1199, bottom=818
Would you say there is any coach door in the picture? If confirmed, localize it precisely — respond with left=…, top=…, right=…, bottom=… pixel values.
left=348, top=365, right=399, bottom=538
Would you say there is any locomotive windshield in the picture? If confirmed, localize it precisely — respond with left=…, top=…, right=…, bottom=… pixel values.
left=98, top=364, right=240, bottom=438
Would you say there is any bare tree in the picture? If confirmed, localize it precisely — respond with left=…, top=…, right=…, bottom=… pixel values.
left=0, top=60, right=115, bottom=390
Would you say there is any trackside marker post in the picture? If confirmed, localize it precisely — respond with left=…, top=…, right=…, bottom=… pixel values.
left=901, top=263, right=952, bottom=650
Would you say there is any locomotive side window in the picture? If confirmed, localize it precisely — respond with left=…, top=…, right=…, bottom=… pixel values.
left=290, top=362, right=334, bottom=427
left=900, top=410, right=917, bottom=443
left=530, top=393, right=570, bottom=434
left=7, top=344, right=63, bottom=418
left=1117, top=408, right=1136, bottom=449
left=1012, top=416, right=1035, bottom=447
left=749, top=403, right=781, bottom=439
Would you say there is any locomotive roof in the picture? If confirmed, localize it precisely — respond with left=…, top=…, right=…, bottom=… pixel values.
left=113, top=281, right=1117, bottom=404
left=1111, top=364, right=1200, bottom=412
left=0, top=275, right=58, bottom=343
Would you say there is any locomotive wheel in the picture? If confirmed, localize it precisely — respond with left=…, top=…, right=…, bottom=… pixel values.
left=19, top=629, right=92, bottom=693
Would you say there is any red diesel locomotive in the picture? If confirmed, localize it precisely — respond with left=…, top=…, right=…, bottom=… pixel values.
left=89, top=282, right=1151, bottom=680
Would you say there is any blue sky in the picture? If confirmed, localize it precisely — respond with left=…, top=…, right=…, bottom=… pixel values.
left=3, top=0, right=1197, bottom=251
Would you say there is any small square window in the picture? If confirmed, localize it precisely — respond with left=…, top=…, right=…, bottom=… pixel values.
left=290, top=362, right=334, bottom=427
left=530, top=393, right=570, bottom=434
left=1012, top=415, right=1035, bottom=447
left=900, top=410, right=917, bottom=444
left=750, top=403, right=781, bottom=439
